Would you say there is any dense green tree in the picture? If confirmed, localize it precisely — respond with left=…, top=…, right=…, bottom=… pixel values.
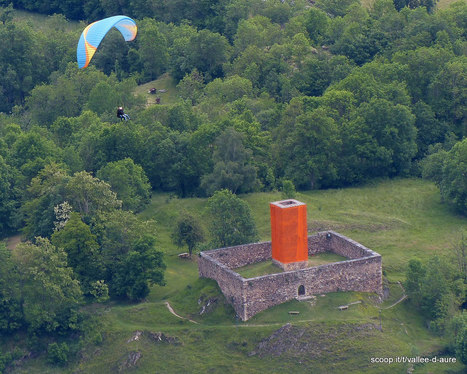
left=304, top=7, right=329, bottom=45
left=87, top=121, right=146, bottom=172
left=85, top=81, right=120, bottom=116
left=234, top=15, right=282, bottom=55
left=279, top=108, right=341, bottom=189
left=14, top=237, right=82, bottom=334
left=0, top=243, right=22, bottom=334
left=406, top=255, right=464, bottom=332
left=207, top=189, right=258, bottom=247
left=292, top=54, right=354, bottom=97
left=280, top=179, right=296, bottom=200
left=51, top=212, right=104, bottom=295
left=172, top=212, right=205, bottom=256
left=412, top=100, right=447, bottom=158
left=8, top=128, right=58, bottom=181
left=188, top=29, right=230, bottom=81
left=0, top=21, right=49, bottom=112
left=137, top=18, right=168, bottom=81
left=438, top=139, right=467, bottom=214
left=169, top=25, right=229, bottom=82
left=428, top=57, right=467, bottom=137
left=392, top=46, right=454, bottom=103
left=21, top=163, right=70, bottom=239
left=90, top=29, right=131, bottom=77
left=65, top=171, right=122, bottom=223
left=177, top=69, right=205, bottom=105
left=0, top=156, right=19, bottom=237
left=98, top=210, right=157, bottom=264
left=405, top=258, right=425, bottom=307
left=141, top=128, right=211, bottom=196
left=452, top=312, right=467, bottom=364
left=47, top=342, right=70, bottom=366
left=167, top=23, right=198, bottom=81
left=420, top=256, right=455, bottom=323
left=201, top=127, right=257, bottom=195
left=341, top=97, right=417, bottom=182
left=228, top=45, right=266, bottom=89
left=393, top=0, right=438, bottom=13
left=421, top=147, right=448, bottom=186
left=204, top=75, right=254, bottom=103
left=50, top=117, right=79, bottom=148
left=166, top=102, right=202, bottom=132
left=97, top=158, right=151, bottom=212
left=96, top=210, right=159, bottom=300
left=25, top=64, right=107, bottom=125
left=316, top=0, right=360, bottom=17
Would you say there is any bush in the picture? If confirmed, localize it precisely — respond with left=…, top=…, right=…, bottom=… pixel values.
left=47, top=342, right=69, bottom=366
left=0, top=352, right=12, bottom=374
left=281, top=179, right=296, bottom=199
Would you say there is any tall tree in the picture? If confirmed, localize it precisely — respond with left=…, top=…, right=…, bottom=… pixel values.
left=207, top=189, right=258, bottom=247
left=137, top=18, right=169, bottom=81
left=65, top=171, right=122, bottom=223
left=279, top=108, right=341, bottom=189
left=201, top=127, right=257, bottom=195
left=14, top=238, right=82, bottom=334
left=438, top=138, right=467, bottom=214
left=0, top=156, right=19, bottom=237
left=97, top=158, right=151, bottom=212
left=0, top=243, right=22, bottom=334
left=110, top=235, right=165, bottom=300
left=51, top=212, right=104, bottom=295
left=21, top=163, right=70, bottom=240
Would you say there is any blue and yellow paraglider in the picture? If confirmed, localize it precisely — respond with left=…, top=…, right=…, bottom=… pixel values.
left=77, top=15, right=137, bottom=69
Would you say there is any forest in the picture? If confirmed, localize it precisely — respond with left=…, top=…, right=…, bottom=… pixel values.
left=0, top=0, right=466, bottom=372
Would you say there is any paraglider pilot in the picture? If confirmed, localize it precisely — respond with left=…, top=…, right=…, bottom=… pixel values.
left=117, top=106, right=130, bottom=121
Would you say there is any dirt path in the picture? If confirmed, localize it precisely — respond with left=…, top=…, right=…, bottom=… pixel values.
left=382, top=282, right=408, bottom=310
left=5, top=234, right=21, bottom=251
left=165, top=302, right=199, bottom=324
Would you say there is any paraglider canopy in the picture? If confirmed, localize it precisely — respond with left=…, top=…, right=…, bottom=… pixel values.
left=77, top=15, right=137, bottom=69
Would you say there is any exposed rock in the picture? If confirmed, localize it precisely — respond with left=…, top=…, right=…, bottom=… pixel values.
left=249, top=323, right=378, bottom=359
left=127, top=331, right=143, bottom=343
left=118, top=351, right=142, bottom=372
left=198, top=296, right=218, bottom=315
left=146, top=331, right=181, bottom=345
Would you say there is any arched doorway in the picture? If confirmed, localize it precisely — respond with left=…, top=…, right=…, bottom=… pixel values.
left=298, top=285, right=305, bottom=296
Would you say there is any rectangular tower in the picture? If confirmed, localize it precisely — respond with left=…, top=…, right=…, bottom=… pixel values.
left=270, top=199, right=308, bottom=271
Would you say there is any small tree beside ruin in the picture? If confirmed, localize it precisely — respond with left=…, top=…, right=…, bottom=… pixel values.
left=172, top=213, right=205, bottom=256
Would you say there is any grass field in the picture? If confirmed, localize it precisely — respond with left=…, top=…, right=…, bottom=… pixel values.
left=133, top=73, right=180, bottom=107
left=235, top=252, right=348, bottom=278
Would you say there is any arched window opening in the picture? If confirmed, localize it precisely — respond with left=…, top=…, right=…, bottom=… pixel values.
left=298, top=285, right=305, bottom=296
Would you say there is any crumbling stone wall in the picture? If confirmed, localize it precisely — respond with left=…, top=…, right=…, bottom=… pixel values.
left=242, top=256, right=381, bottom=320
left=198, top=231, right=382, bottom=321
left=197, top=255, right=245, bottom=309
left=204, top=241, right=271, bottom=268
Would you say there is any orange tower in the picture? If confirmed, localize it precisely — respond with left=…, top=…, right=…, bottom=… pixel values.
left=270, top=199, right=308, bottom=271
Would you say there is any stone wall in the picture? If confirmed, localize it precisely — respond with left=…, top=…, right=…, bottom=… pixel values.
left=198, top=231, right=383, bottom=321
left=242, top=255, right=381, bottom=320
left=197, top=253, right=245, bottom=311
left=202, top=241, right=271, bottom=268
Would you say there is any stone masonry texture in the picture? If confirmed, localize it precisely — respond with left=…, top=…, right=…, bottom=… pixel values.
left=198, top=231, right=383, bottom=321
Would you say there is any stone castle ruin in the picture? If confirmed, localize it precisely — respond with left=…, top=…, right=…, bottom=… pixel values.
left=198, top=199, right=383, bottom=321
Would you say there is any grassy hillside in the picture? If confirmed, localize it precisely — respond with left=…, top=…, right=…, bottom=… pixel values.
left=8, top=178, right=464, bottom=374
